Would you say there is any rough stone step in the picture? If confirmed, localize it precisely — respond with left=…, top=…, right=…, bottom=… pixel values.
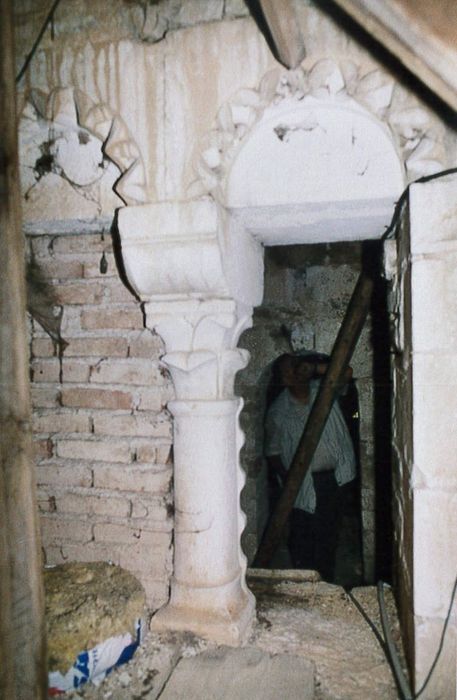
left=159, top=646, right=314, bottom=700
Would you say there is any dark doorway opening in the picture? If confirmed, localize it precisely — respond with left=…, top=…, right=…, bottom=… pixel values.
left=236, top=240, right=392, bottom=587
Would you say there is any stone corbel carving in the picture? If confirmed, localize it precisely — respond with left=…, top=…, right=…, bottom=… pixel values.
left=19, top=87, right=147, bottom=224
left=118, top=198, right=262, bottom=644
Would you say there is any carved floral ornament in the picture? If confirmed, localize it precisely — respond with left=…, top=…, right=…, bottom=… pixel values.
left=19, top=87, right=147, bottom=207
left=191, top=58, right=446, bottom=201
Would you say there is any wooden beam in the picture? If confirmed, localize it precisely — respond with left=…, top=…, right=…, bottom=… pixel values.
left=258, top=0, right=306, bottom=69
left=0, top=0, right=47, bottom=697
left=254, top=272, right=373, bottom=568
left=327, top=0, right=457, bottom=113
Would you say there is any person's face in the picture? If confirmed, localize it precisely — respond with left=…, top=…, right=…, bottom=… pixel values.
left=279, top=356, right=314, bottom=387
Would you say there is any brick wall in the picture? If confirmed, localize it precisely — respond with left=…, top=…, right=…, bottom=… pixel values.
left=28, top=230, right=175, bottom=608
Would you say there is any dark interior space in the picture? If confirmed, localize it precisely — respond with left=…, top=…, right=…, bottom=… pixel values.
left=237, top=240, right=393, bottom=588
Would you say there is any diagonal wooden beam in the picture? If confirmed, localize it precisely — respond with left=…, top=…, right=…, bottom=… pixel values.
left=254, top=272, right=373, bottom=568
left=257, top=0, right=306, bottom=69
left=326, top=0, right=457, bottom=113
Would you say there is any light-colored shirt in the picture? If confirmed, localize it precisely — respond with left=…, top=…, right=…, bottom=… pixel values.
left=264, top=381, right=356, bottom=513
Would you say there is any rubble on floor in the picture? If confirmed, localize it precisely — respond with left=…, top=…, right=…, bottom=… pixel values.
left=63, top=570, right=405, bottom=700
left=45, top=561, right=146, bottom=689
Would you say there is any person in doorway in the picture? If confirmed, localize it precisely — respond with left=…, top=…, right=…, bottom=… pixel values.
left=264, top=353, right=356, bottom=581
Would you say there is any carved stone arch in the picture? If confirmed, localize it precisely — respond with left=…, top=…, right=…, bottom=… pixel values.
left=191, top=58, right=446, bottom=212
left=117, top=57, right=450, bottom=648
left=20, top=86, right=147, bottom=208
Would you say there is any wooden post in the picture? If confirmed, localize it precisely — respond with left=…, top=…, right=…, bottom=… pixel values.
left=257, top=0, right=306, bottom=69
left=254, top=272, right=373, bottom=568
left=0, top=1, right=47, bottom=697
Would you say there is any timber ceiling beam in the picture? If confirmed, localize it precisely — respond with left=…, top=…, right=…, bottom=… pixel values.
left=327, top=0, right=457, bottom=112
left=256, top=0, right=306, bottom=69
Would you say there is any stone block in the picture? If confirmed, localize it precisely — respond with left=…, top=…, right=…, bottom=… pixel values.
left=31, top=337, right=56, bottom=357
left=40, top=515, right=93, bottom=544
left=90, top=358, right=163, bottom=386
left=33, top=437, right=53, bottom=461
left=54, top=281, right=104, bottom=305
left=61, top=387, right=133, bottom=409
left=81, top=307, right=143, bottom=331
left=93, top=464, right=172, bottom=493
left=135, top=443, right=156, bottom=463
left=93, top=414, right=171, bottom=438
left=410, top=175, right=457, bottom=255
left=413, top=352, right=457, bottom=484
left=411, top=257, right=457, bottom=352
left=413, top=488, right=457, bottom=620
left=137, top=386, right=171, bottom=412
left=31, top=358, right=61, bottom=383
left=61, top=360, right=91, bottom=383
left=33, top=411, right=90, bottom=434
left=56, top=492, right=131, bottom=519
left=34, top=257, right=84, bottom=280
left=63, top=336, right=128, bottom=358
left=140, top=579, right=170, bottom=609
left=93, top=523, right=171, bottom=548
left=54, top=542, right=122, bottom=566
left=414, top=614, right=456, bottom=700
left=159, top=647, right=315, bottom=700
left=51, top=234, right=112, bottom=255
left=36, top=464, right=93, bottom=487
left=82, top=252, right=118, bottom=278
left=119, top=542, right=172, bottom=577
left=102, top=278, right=137, bottom=303
left=56, top=438, right=132, bottom=463
left=128, top=330, right=164, bottom=358
left=31, top=385, right=61, bottom=408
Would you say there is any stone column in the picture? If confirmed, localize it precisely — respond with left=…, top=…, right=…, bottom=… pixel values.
left=145, top=299, right=255, bottom=643
left=118, top=200, right=263, bottom=644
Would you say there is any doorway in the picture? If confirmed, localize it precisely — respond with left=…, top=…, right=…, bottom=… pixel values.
left=236, top=240, right=392, bottom=587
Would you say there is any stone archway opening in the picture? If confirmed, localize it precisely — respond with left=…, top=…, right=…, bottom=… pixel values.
left=119, top=61, right=441, bottom=645
left=236, top=239, right=392, bottom=588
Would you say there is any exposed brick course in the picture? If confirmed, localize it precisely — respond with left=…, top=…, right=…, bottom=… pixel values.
left=81, top=306, right=144, bottom=330
left=93, top=464, right=172, bottom=493
left=61, top=387, right=133, bottom=410
left=29, top=230, right=175, bottom=607
left=64, top=337, right=128, bottom=357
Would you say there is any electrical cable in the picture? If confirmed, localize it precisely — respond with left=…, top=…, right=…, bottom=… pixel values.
left=16, top=0, right=63, bottom=84
left=346, top=588, right=387, bottom=653
left=348, top=577, right=457, bottom=700
left=377, top=581, right=413, bottom=700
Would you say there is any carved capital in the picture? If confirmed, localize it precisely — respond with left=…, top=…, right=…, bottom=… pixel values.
left=144, top=299, right=252, bottom=400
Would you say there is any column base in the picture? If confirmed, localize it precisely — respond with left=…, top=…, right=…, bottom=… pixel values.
left=150, top=586, right=255, bottom=646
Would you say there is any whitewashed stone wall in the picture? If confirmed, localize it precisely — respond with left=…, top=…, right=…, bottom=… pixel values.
left=387, top=175, right=457, bottom=699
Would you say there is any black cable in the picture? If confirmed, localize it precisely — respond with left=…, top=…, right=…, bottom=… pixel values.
left=15, top=0, right=63, bottom=84
left=377, top=582, right=413, bottom=700
left=346, top=588, right=387, bottom=653
left=414, top=575, right=457, bottom=699
left=348, top=577, right=457, bottom=700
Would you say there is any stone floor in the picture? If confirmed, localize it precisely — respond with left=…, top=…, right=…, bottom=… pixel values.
left=66, top=570, right=405, bottom=700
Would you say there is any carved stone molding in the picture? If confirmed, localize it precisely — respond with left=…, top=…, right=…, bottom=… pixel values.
left=191, top=57, right=446, bottom=201
left=20, top=86, right=147, bottom=209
